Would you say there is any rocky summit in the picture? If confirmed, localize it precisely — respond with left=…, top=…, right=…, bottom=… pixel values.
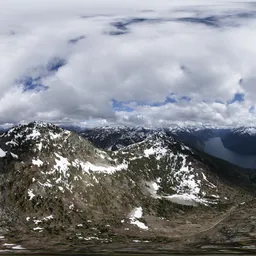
left=0, top=122, right=256, bottom=253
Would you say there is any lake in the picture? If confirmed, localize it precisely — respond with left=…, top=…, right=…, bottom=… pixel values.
left=204, top=137, right=256, bottom=168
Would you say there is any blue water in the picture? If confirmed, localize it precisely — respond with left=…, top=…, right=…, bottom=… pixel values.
left=204, top=137, right=256, bottom=168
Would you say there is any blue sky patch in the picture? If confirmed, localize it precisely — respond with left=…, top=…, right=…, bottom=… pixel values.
left=19, top=76, right=48, bottom=92
left=249, top=106, right=255, bottom=113
left=112, top=95, right=192, bottom=112
left=16, top=57, right=66, bottom=92
left=149, top=96, right=177, bottom=107
left=112, top=95, right=191, bottom=111
left=228, top=93, right=245, bottom=104
left=112, top=99, right=134, bottom=112
left=47, top=57, right=66, bottom=72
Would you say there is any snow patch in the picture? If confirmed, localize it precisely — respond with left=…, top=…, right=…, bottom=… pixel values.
left=201, top=172, right=216, bottom=188
left=49, top=131, right=61, bottom=140
left=32, top=159, right=43, bottom=167
left=43, top=215, right=54, bottom=221
left=33, top=219, right=42, bottom=225
left=12, top=245, right=25, bottom=250
left=26, top=129, right=41, bottom=140
left=3, top=243, right=15, bottom=247
left=10, top=152, right=18, bottom=159
left=163, top=193, right=208, bottom=206
left=38, top=181, right=53, bottom=188
left=0, top=148, right=6, bottom=157
left=28, top=189, right=35, bottom=200
left=173, top=154, right=201, bottom=196
left=58, top=186, right=64, bottom=192
left=83, top=236, right=100, bottom=241
left=33, top=227, right=44, bottom=231
left=211, top=194, right=220, bottom=199
left=72, top=159, right=127, bottom=174
left=33, top=215, right=54, bottom=225
left=146, top=181, right=160, bottom=199
left=6, top=140, right=18, bottom=147
left=144, top=144, right=168, bottom=160
left=37, top=142, right=43, bottom=151
left=54, top=153, right=70, bottom=177
left=129, top=207, right=149, bottom=230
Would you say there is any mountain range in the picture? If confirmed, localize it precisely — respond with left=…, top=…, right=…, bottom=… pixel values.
left=0, top=122, right=256, bottom=253
left=80, top=125, right=256, bottom=168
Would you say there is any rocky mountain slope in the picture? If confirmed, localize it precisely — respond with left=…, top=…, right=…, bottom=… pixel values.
left=0, top=122, right=255, bottom=253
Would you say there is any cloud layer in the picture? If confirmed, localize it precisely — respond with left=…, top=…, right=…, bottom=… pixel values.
left=0, top=0, right=256, bottom=127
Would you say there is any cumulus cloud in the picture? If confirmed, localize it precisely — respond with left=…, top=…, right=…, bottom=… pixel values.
left=0, top=0, right=256, bottom=127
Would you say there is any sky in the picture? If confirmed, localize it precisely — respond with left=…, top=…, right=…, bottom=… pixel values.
left=1, top=0, right=256, bottom=128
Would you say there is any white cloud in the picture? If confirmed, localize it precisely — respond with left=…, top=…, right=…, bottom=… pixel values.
left=0, top=0, right=256, bottom=127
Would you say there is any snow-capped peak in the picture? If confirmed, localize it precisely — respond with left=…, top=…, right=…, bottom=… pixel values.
left=232, top=127, right=256, bottom=136
left=2, top=122, right=70, bottom=150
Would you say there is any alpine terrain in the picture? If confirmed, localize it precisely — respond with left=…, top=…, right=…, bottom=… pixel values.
left=0, top=122, right=256, bottom=253
left=81, top=125, right=256, bottom=168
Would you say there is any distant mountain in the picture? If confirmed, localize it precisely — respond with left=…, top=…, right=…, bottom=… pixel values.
left=79, top=125, right=222, bottom=151
left=221, top=127, right=256, bottom=155
left=0, top=122, right=256, bottom=253
left=80, top=126, right=156, bottom=150
left=80, top=125, right=256, bottom=168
